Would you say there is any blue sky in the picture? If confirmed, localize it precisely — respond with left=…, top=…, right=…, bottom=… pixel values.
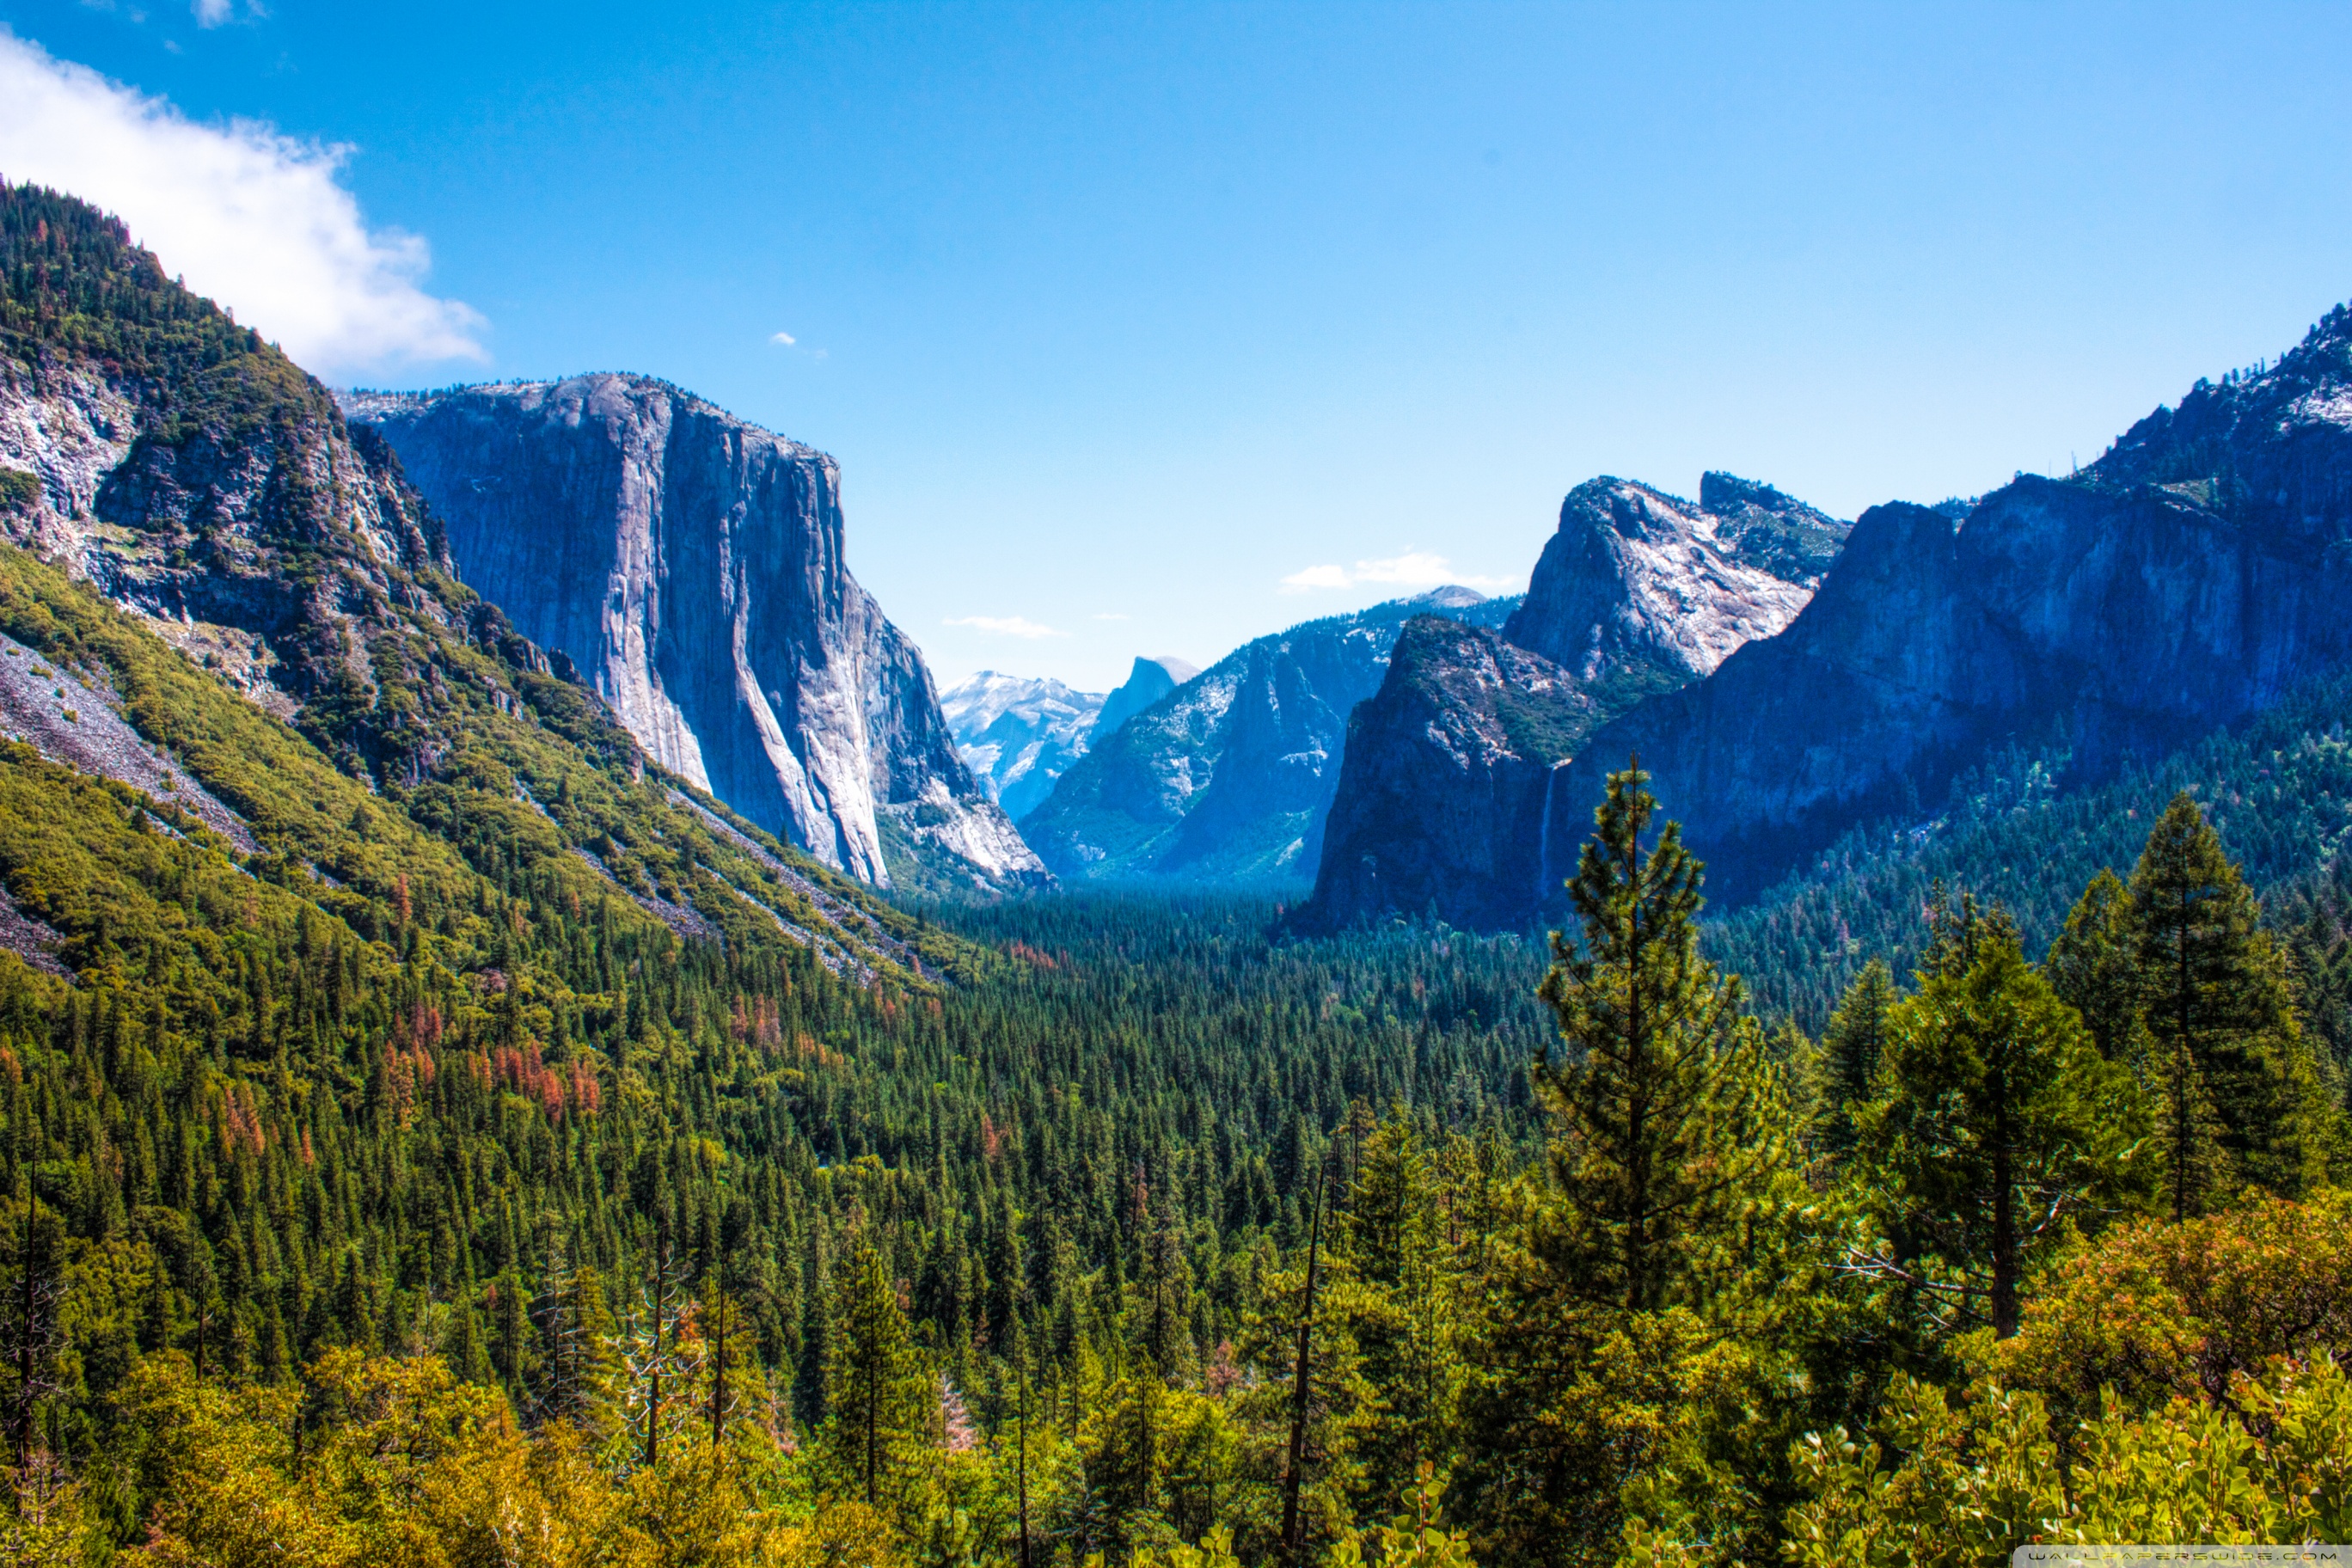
left=5, top=3, right=2352, bottom=691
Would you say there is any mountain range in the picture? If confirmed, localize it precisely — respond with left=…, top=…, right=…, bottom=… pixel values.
left=21, top=165, right=2352, bottom=980
left=1018, top=587, right=1516, bottom=885
left=1303, top=313, right=2352, bottom=934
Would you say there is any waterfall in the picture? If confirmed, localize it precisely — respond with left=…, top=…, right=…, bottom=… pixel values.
left=1537, top=762, right=1563, bottom=904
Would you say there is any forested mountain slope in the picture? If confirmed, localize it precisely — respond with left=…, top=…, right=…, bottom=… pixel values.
left=1706, top=662, right=2352, bottom=1047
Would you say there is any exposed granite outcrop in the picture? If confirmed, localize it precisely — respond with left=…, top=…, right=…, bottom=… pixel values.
left=1547, top=307, right=2352, bottom=906
left=1503, top=475, right=1844, bottom=682
left=0, top=334, right=472, bottom=766
left=343, top=377, right=1045, bottom=894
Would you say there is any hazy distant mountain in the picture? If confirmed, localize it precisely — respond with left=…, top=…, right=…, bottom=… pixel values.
left=1020, top=589, right=1516, bottom=885
left=940, top=671, right=1106, bottom=820
left=1091, top=655, right=1202, bottom=744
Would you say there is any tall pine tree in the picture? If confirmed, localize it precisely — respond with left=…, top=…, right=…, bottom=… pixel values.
left=2130, top=793, right=2331, bottom=1217
left=1531, top=761, right=1778, bottom=1312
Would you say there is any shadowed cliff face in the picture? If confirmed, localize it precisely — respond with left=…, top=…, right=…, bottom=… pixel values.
left=1548, top=309, right=2352, bottom=907
left=345, top=376, right=1044, bottom=893
left=1305, top=616, right=1606, bottom=931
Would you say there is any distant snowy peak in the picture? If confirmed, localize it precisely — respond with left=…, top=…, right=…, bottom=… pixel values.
left=940, top=671, right=1106, bottom=822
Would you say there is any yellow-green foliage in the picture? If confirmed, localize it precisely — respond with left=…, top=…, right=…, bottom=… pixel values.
left=1782, top=1357, right=2352, bottom=1565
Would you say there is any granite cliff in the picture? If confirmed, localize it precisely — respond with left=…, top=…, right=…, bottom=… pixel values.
left=1307, top=617, right=1597, bottom=928
left=1023, top=589, right=1515, bottom=885
left=1540, top=306, right=2352, bottom=909
left=1305, top=475, right=1846, bottom=927
left=344, top=377, right=1044, bottom=895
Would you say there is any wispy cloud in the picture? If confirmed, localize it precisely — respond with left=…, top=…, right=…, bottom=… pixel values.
left=0, top=31, right=485, bottom=375
left=1279, top=550, right=1512, bottom=595
left=1091, top=611, right=1130, bottom=622
left=946, top=615, right=1066, bottom=640
left=769, top=330, right=796, bottom=346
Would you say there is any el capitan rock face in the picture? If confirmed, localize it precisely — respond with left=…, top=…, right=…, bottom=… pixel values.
left=345, top=376, right=1044, bottom=893
left=1546, top=307, right=2352, bottom=906
left=1305, top=474, right=1846, bottom=928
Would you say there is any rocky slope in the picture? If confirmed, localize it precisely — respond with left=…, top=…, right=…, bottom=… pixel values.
left=343, top=377, right=1044, bottom=895
left=940, top=670, right=1104, bottom=820
left=1305, top=475, right=1846, bottom=927
left=0, top=181, right=975, bottom=979
left=1545, top=306, right=2352, bottom=908
left=1022, top=589, right=1515, bottom=885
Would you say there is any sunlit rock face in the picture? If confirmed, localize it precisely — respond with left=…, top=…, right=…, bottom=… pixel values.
left=346, top=375, right=1045, bottom=893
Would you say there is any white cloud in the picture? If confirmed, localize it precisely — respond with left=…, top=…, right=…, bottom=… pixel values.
left=946, top=615, right=1066, bottom=640
left=1280, top=550, right=1513, bottom=594
left=1279, top=564, right=1351, bottom=593
left=769, top=330, right=795, bottom=346
left=0, top=31, right=486, bottom=376
left=1090, top=611, right=1130, bottom=622
left=191, top=0, right=232, bottom=25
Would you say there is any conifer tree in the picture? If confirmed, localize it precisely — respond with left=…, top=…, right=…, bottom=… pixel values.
left=1819, top=959, right=1896, bottom=1158
left=530, top=1251, right=618, bottom=1436
left=2130, top=792, right=2327, bottom=1217
left=824, top=1242, right=927, bottom=1511
left=1532, top=761, right=1776, bottom=1312
left=2046, top=868, right=2141, bottom=1062
left=1852, top=914, right=2145, bottom=1337
left=1341, top=1107, right=1464, bottom=1507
